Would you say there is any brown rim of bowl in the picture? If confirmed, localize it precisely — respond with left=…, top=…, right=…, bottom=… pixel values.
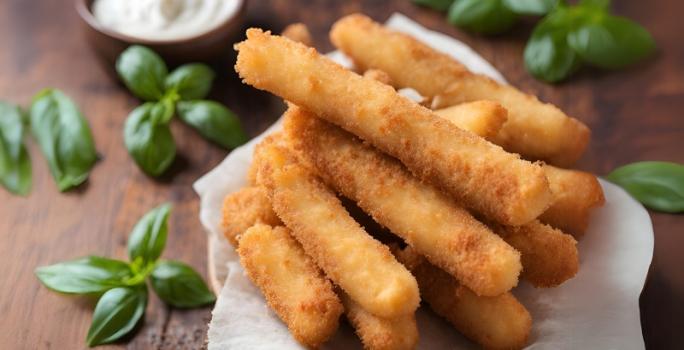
left=75, top=0, right=246, bottom=45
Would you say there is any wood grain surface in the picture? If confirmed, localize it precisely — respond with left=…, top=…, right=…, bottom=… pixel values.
left=1, top=0, right=682, bottom=349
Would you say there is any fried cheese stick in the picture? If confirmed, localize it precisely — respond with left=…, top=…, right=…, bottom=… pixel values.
left=339, top=290, right=419, bottom=350
left=221, top=187, right=281, bottom=246
left=330, top=14, right=590, bottom=167
left=433, top=101, right=508, bottom=140
left=235, top=29, right=552, bottom=226
left=252, top=135, right=420, bottom=318
left=394, top=246, right=531, bottom=350
left=285, top=107, right=521, bottom=296
left=539, top=166, right=605, bottom=238
left=489, top=220, right=579, bottom=287
left=281, top=22, right=313, bottom=46
left=238, top=224, right=343, bottom=347
left=431, top=106, right=605, bottom=239
left=363, top=69, right=394, bottom=86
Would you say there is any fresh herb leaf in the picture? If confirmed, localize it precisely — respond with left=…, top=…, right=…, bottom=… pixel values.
left=150, top=260, right=215, bottom=308
left=568, top=14, right=656, bottom=69
left=412, top=0, right=454, bottom=12
left=116, top=46, right=168, bottom=101
left=0, top=102, right=31, bottom=195
left=127, top=203, right=171, bottom=267
left=606, top=161, right=684, bottom=213
left=86, top=287, right=147, bottom=347
left=448, top=0, right=518, bottom=35
left=30, top=89, right=97, bottom=191
left=35, top=256, right=134, bottom=294
left=123, top=102, right=176, bottom=177
left=165, top=63, right=215, bottom=100
left=176, top=100, right=247, bottom=149
left=580, top=0, right=610, bottom=11
left=503, top=0, right=558, bottom=15
left=524, top=7, right=581, bottom=82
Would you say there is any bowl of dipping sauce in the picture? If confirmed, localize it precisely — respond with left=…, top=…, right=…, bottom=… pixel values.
left=76, top=0, right=246, bottom=65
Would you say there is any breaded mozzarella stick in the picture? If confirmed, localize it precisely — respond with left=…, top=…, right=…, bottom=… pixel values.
left=330, top=14, right=590, bottom=166
left=238, top=224, right=343, bottom=347
left=281, top=22, right=313, bottom=46
left=433, top=100, right=508, bottom=140
left=221, top=187, right=281, bottom=246
left=285, top=107, right=521, bottom=296
left=252, top=136, right=420, bottom=318
left=235, top=29, right=552, bottom=226
left=394, top=247, right=531, bottom=350
left=339, top=290, right=418, bottom=350
left=432, top=106, right=605, bottom=238
left=490, top=220, right=579, bottom=287
left=539, top=166, right=605, bottom=238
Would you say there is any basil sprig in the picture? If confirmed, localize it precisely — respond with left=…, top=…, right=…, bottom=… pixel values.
left=0, top=102, right=31, bottom=195
left=150, top=260, right=217, bottom=308
left=86, top=287, right=148, bottom=347
left=606, top=161, right=684, bottom=213
left=448, top=0, right=518, bottom=35
left=116, top=46, right=168, bottom=101
left=415, top=0, right=655, bottom=82
left=164, top=63, right=215, bottom=100
left=116, top=46, right=246, bottom=177
left=177, top=101, right=248, bottom=149
left=123, top=101, right=176, bottom=177
left=35, top=203, right=215, bottom=347
left=30, top=89, right=98, bottom=191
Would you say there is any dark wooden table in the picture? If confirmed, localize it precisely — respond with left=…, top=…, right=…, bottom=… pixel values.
left=1, top=1, right=681, bottom=349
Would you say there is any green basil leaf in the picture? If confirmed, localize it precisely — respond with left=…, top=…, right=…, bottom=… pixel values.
left=123, top=102, right=176, bottom=177
left=165, top=63, right=215, bottom=100
left=412, top=0, right=455, bottom=12
left=150, top=260, right=215, bottom=308
left=86, top=286, right=147, bottom=346
left=524, top=8, right=581, bottom=82
left=606, top=161, right=684, bottom=213
left=127, top=203, right=172, bottom=266
left=0, top=102, right=31, bottom=195
left=502, top=0, right=558, bottom=15
left=568, top=15, right=656, bottom=69
left=579, top=0, right=610, bottom=11
left=448, top=0, right=518, bottom=35
left=116, top=46, right=168, bottom=101
left=35, top=256, right=134, bottom=294
left=30, top=89, right=97, bottom=191
left=176, top=100, right=247, bottom=149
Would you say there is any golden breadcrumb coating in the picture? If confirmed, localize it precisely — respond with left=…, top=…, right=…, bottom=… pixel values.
left=432, top=105, right=604, bottom=239
left=252, top=136, right=420, bottom=318
left=433, top=105, right=604, bottom=239
left=394, top=247, right=532, bottom=350
left=490, top=220, right=579, bottom=287
left=330, top=14, right=467, bottom=97
left=331, top=13, right=589, bottom=167
left=433, top=76, right=590, bottom=166
left=234, top=28, right=552, bottom=226
left=540, top=165, right=606, bottom=238
left=284, top=107, right=521, bottom=297
left=220, top=187, right=281, bottom=246
left=433, top=100, right=508, bottom=140
left=281, top=22, right=313, bottom=46
left=238, top=224, right=343, bottom=347
left=363, top=69, right=394, bottom=86
left=339, top=289, right=418, bottom=350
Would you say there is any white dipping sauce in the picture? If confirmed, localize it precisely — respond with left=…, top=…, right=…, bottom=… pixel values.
left=92, top=0, right=241, bottom=41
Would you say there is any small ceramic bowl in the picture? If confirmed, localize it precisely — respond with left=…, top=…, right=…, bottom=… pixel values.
left=76, top=0, right=247, bottom=66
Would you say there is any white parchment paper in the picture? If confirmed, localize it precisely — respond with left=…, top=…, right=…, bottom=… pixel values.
left=194, top=13, right=654, bottom=349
